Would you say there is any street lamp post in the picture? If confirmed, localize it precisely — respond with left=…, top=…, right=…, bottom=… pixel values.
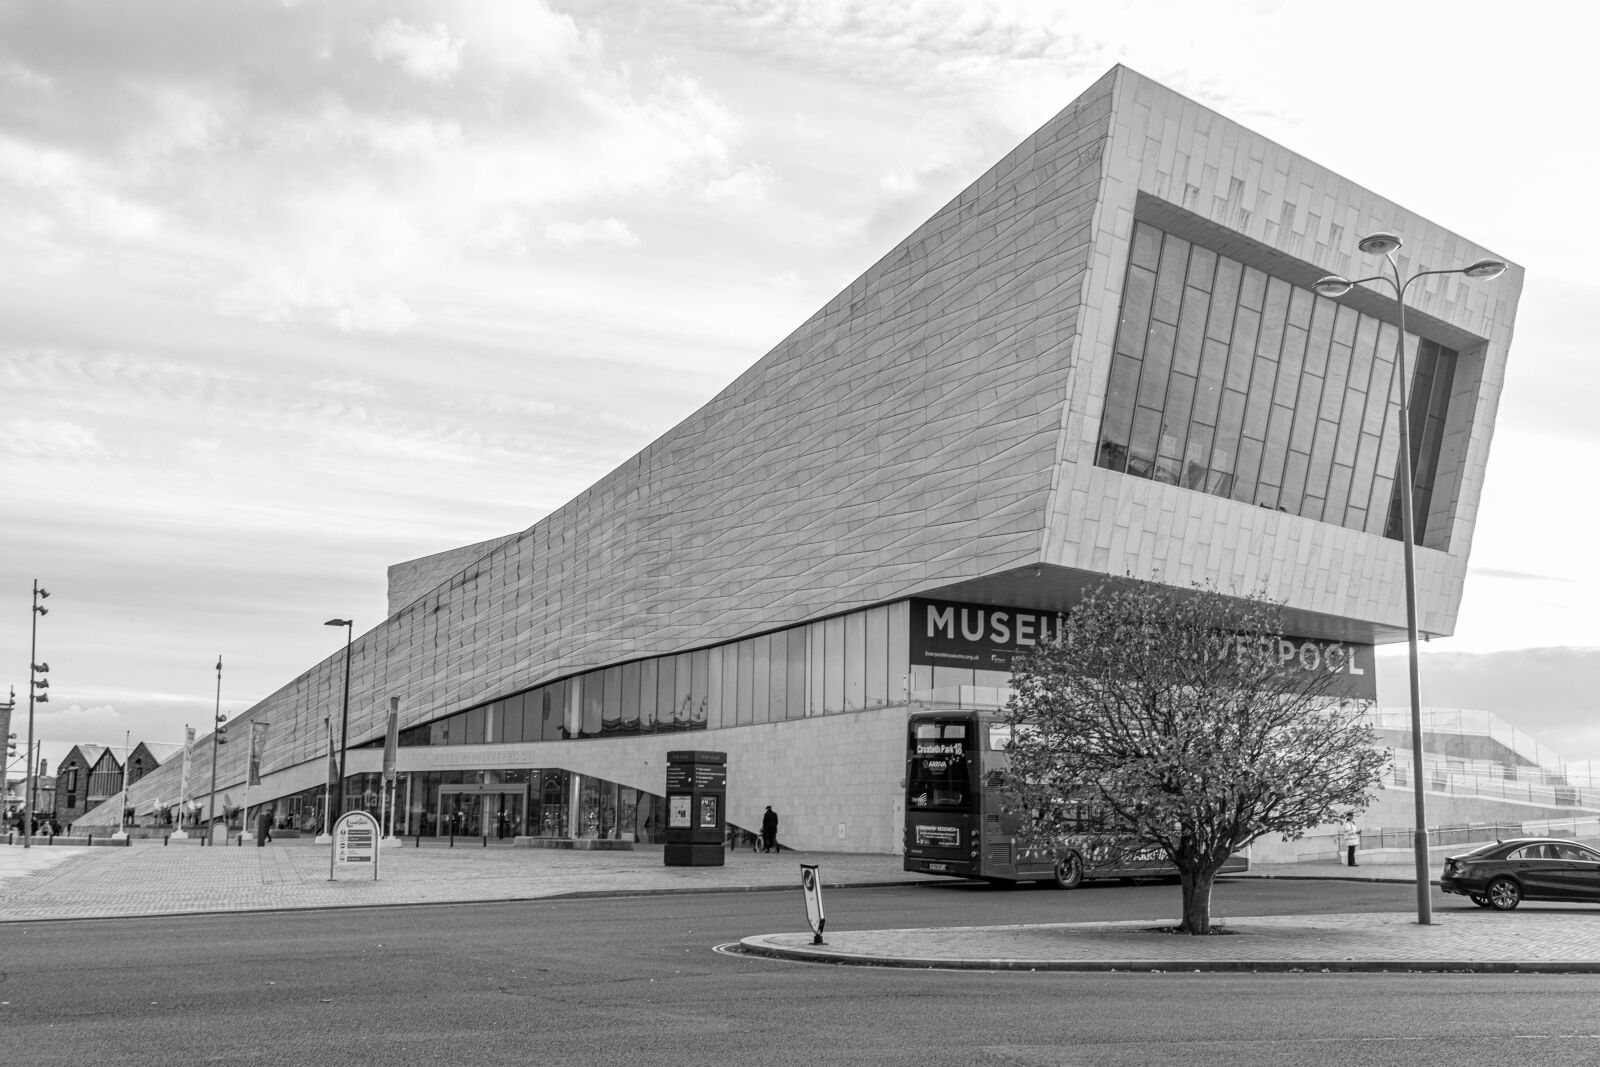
left=23, top=581, right=49, bottom=849
left=1315, top=232, right=1507, bottom=926
left=2, top=687, right=15, bottom=829
left=206, top=656, right=226, bottom=845
left=325, top=618, right=354, bottom=829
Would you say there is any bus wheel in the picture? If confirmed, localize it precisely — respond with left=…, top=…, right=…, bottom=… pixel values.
left=1052, top=853, right=1084, bottom=890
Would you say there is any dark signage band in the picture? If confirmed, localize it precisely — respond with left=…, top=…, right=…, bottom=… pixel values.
left=909, top=598, right=1065, bottom=670
left=908, top=597, right=1376, bottom=701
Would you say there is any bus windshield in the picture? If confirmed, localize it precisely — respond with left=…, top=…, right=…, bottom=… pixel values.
left=907, top=720, right=974, bottom=811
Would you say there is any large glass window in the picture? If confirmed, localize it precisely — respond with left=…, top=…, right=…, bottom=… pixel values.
left=865, top=605, right=889, bottom=708
left=1099, top=220, right=1461, bottom=545
left=639, top=659, right=657, bottom=733
left=399, top=599, right=928, bottom=748
left=581, top=674, right=603, bottom=738
left=823, top=616, right=845, bottom=713
left=786, top=629, right=806, bottom=721
left=620, top=661, right=641, bottom=733
left=843, top=611, right=866, bottom=712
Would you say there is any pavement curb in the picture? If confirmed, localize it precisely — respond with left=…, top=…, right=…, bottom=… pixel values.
left=734, top=938, right=1600, bottom=974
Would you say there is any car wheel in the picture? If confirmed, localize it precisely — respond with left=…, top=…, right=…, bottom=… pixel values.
left=1469, top=893, right=1491, bottom=908
left=1487, top=877, right=1521, bottom=911
left=1053, top=852, right=1084, bottom=890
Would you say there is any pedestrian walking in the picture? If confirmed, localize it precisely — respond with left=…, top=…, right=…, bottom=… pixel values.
left=1342, top=819, right=1360, bottom=867
left=761, top=805, right=779, bottom=854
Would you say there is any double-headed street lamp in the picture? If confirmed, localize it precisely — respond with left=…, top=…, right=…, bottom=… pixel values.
left=325, top=618, right=354, bottom=829
left=1315, top=232, right=1507, bottom=926
left=23, top=581, right=49, bottom=849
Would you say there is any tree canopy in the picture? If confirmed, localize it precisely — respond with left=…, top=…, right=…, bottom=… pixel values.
left=1002, top=580, right=1386, bottom=933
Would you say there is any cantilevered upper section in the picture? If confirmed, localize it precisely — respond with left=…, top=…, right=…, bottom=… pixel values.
left=200, top=65, right=1521, bottom=775
left=394, top=65, right=1518, bottom=668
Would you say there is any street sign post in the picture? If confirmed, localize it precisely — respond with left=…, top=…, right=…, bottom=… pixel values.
left=329, top=809, right=381, bottom=881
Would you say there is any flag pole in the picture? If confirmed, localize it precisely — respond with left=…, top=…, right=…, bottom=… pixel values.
left=381, top=697, right=399, bottom=843
left=172, top=725, right=194, bottom=839
left=113, top=729, right=130, bottom=841
left=315, top=716, right=334, bottom=844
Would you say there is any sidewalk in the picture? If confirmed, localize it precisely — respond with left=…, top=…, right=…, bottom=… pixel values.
left=0, top=838, right=929, bottom=922
left=5, top=841, right=1598, bottom=972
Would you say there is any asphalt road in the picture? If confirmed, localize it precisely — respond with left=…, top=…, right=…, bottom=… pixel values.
left=2, top=878, right=1595, bottom=1066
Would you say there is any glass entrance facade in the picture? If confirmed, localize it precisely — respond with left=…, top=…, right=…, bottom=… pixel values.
left=258, top=768, right=669, bottom=844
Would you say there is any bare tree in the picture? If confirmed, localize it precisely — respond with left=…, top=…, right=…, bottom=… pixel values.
left=1002, top=580, right=1385, bottom=934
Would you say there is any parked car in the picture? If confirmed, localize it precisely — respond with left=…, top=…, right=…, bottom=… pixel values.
left=1439, top=837, right=1600, bottom=910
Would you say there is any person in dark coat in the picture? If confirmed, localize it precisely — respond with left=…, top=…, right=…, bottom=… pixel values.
left=760, top=805, right=779, bottom=854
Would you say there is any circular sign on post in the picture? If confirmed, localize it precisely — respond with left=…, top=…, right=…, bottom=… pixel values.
left=800, top=863, right=826, bottom=945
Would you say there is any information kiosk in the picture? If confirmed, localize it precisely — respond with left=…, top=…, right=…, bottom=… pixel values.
left=664, top=750, right=725, bottom=867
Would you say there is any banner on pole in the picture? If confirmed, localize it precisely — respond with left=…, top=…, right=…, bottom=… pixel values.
left=325, top=716, right=338, bottom=788
left=178, top=725, right=195, bottom=805
left=382, top=697, right=400, bottom=782
left=247, top=721, right=270, bottom=785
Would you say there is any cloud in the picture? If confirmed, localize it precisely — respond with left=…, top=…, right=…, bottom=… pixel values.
left=216, top=269, right=417, bottom=334
left=0, top=0, right=745, bottom=334
left=543, top=218, right=640, bottom=249
left=704, top=163, right=775, bottom=207
left=614, top=0, right=1094, bottom=95
left=1469, top=567, right=1572, bottom=584
left=5, top=417, right=102, bottom=460
left=370, top=19, right=464, bottom=82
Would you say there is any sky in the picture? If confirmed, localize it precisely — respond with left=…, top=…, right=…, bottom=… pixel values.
left=5, top=0, right=1600, bottom=779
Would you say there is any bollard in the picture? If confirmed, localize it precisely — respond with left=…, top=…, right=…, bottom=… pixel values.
left=87, top=834, right=93, bottom=846
left=482, top=834, right=488, bottom=848
left=414, top=834, right=421, bottom=848
left=449, top=828, right=454, bottom=848
left=164, top=835, right=170, bottom=846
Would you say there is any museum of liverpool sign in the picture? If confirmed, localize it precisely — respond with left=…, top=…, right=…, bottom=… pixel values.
left=908, top=597, right=1376, bottom=701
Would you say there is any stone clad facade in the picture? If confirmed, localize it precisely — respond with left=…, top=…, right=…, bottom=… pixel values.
left=87, top=67, right=1520, bottom=855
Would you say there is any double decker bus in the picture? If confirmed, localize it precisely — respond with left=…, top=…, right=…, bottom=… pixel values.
left=902, top=708, right=1249, bottom=887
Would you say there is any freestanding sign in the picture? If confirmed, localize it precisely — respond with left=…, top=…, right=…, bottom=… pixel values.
left=664, top=750, right=726, bottom=867
left=329, top=809, right=381, bottom=881
left=800, top=863, right=826, bottom=945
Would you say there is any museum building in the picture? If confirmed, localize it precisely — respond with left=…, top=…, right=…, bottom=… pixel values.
left=84, top=66, right=1522, bottom=854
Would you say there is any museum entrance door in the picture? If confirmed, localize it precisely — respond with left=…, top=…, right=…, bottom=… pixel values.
left=438, top=786, right=526, bottom=840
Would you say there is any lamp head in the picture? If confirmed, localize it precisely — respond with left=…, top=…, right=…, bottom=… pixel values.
left=1462, top=258, right=1507, bottom=280
left=325, top=618, right=351, bottom=628
left=1358, top=231, right=1403, bottom=256
left=1312, top=275, right=1354, bottom=298
left=37, top=588, right=49, bottom=599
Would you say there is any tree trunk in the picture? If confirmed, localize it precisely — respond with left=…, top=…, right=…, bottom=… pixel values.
left=1177, top=866, right=1216, bottom=934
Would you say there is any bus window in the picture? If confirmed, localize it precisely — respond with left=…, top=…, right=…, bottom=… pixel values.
left=907, top=721, right=973, bottom=811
